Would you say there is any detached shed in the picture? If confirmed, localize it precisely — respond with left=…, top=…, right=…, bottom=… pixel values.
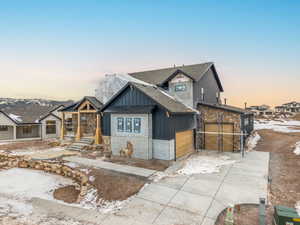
left=100, top=82, right=197, bottom=160
left=196, top=102, right=254, bottom=152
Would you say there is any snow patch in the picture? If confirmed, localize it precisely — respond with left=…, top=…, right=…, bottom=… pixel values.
left=0, top=197, right=33, bottom=217
left=0, top=168, right=74, bottom=201
left=64, top=162, right=80, bottom=168
left=177, top=155, right=235, bottom=175
left=296, top=201, right=300, bottom=216
left=255, top=119, right=300, bottom=133
left=293, top=142, right=300, bottom=155
left=10, top=147, right=64, bottom=156
left=79, top=188, right=126, bottom=213
left=246, top=132, right=261, bottom=151
left=9, top=113, right=22, bottom=122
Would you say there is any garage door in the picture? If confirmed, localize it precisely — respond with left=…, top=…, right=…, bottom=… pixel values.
left=204, top=123, right=234, bottom=152
left=176, top=130, right=194, bottom=158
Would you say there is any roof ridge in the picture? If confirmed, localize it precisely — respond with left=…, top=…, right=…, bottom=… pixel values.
left=129, top=62, right=214, bottom=74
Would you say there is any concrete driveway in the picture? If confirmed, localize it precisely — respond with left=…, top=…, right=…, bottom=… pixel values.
left=110, top=150, right=269, bottom=225
left=31, top=150, right=269, bottom=225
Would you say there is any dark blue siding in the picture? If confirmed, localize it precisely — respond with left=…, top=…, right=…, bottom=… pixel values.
left=193, top=68, right=221, bottom=104
left=101, top=85, right=196, bottom=140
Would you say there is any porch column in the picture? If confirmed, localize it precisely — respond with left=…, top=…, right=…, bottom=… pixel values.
left=60, top=112, right=65, bottom=140
left=95, top=114, right=101, bottom=144
left=76, top=112, right=81, bottom=141
left=13, top=125, right=17, bottom=141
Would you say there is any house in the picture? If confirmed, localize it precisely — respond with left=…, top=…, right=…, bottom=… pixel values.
left=275, top=101, right=300, bottom=113
left=0, top=104, right=64, bottom=142
left=246, top=105, right=274, bottom=116
left=100, top=82, right=197, bottom=160
left=60, top=62, right=254, bottom=160
left=59, top=96, right=103, bottom=144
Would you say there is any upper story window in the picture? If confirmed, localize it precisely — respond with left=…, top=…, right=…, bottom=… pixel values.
left=174, top=83, right=187, bottom=92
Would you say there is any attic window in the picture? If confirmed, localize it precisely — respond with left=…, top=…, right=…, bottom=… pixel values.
left=174, top=84, right=187, bottom=92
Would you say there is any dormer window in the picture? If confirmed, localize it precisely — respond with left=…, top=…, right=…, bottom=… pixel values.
left=174, top=83, right=187, bottom=92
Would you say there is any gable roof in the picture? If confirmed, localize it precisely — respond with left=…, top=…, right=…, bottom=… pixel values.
left=101, top=82, right=197, bottom=114
left=129, top=62, right=223, bottom=91
left=60, top=96, right=103, bottom=112
left=0, top=104, right=64, bottom=124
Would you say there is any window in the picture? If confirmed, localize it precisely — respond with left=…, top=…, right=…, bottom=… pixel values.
left=66, top=118, right=73, bottom=132
left=174, top=83, right=187, bottom=92
left=23, top=126, right=32, bottom=134
left=125, top=118, right=132, bottom=132
left=46, top=120, right=56, bottom=134
left=244, top=118, right=249, bottom=126
left=117, top=117, right=124, bottom=132
left=0, top=126, right=8, bottom=132
left=133, top=118, right=141, bottom=133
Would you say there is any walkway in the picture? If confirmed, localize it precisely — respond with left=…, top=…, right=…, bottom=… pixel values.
left=63, top=156, right=157, bottom=178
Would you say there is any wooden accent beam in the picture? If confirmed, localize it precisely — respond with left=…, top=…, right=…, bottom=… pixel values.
left=60, top=112, right=65, bottom=140
left=76, top=112, right=81, bottom=141
left=95, top=114, right=102, bottom=144
left=78, top=110, right=97, bottom=113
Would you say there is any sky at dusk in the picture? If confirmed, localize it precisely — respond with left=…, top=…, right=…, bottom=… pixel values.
left=0, top=0, right=299, bottom=107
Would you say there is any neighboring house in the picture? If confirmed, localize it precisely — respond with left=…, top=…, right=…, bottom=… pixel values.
left=275, top=101, right=300, bottom=113
left=0, top=104, right=64, bottom=142
left=59, top=96, right=103, bottom=143
left=246, top=105, right=274, bottom=116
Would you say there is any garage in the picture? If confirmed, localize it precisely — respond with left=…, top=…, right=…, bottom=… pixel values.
left=196, top=102, right=254, bottom=152
left=204, top=123, right=234, bottom=152
left=176, top=130, right=194, bottom=158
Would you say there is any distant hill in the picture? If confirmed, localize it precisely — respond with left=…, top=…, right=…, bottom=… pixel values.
left=0, top=98, right=74, bottom=109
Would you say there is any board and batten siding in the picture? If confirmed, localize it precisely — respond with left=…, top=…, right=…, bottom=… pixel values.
left=0, top=112, right=16, bottom=140
left=193, top=68, right=221, bottom=105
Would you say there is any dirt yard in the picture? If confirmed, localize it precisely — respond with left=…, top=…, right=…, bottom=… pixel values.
left=0, top=140, right=59, bottom=151
left=53, top=165, right=146, bottom=203
left=256, top=129, right=300, bottom=207
left=216, top=204, right=274, bottom=225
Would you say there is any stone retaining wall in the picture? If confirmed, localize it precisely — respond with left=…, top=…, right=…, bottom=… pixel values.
left=0, top=153, right=89, bottom=202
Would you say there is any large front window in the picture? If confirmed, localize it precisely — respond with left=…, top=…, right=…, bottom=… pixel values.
left=46, top=120, right=56, bottom=134
left=116, top=117, right=142, bottom=134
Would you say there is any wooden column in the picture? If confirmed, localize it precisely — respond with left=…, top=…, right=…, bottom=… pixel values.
left=60, top=112, right=65, bottom=140
left=95, top=114, right=101, bottom=144
left=76, top=112, right=81, bottom=141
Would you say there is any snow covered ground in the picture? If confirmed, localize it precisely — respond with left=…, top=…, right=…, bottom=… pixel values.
left=246, top=132, right=261, bottom=151
left=9, top=147, right=65, bottom=156
left=0, top=168, right=74, bottom=201
left=296, top=202, right=300, bottom=216
left=255, top=119, right=300, bottom=133
left=294, top=142, right=300, bottom=155
left=177, top=155, right=236, bottom=175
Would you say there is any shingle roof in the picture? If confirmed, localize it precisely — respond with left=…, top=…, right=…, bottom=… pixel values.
left=198, top=102, right=253, bottom=115
left=60, top=96, right=103, bottom=112
left=0, top=104, right=62, bottom=124
left=101, top=82, right=196, bottom=114
left=129, top=62, right=214, bottom=85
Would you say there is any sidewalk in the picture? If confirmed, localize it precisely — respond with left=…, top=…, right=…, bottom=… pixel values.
left=63, top=156, right=157, bottom=178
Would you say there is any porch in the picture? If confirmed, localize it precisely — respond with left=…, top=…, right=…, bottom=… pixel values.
left=60, top=96, right=103, bottom=144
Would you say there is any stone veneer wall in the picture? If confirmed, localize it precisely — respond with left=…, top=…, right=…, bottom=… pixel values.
left=197, top=105, right=242, bottom=151
left=0, top=153, right=90, bottom=202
